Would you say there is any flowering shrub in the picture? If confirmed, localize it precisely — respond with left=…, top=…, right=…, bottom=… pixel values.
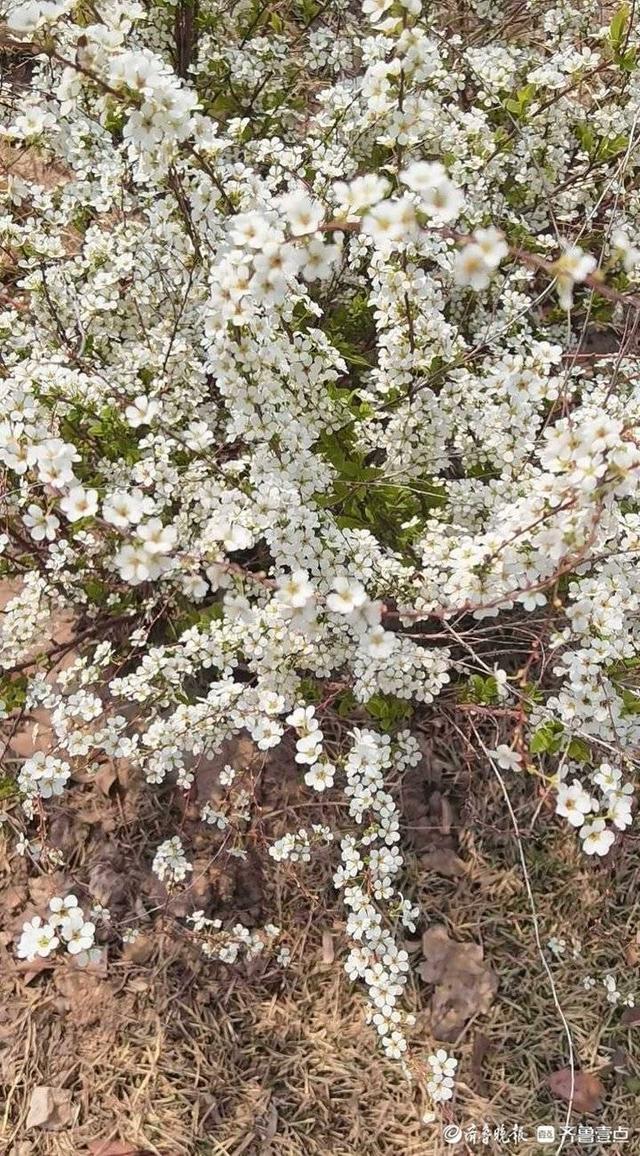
left=1, top=0, right=640, bottom=1111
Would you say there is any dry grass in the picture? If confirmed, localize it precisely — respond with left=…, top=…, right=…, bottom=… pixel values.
left=3, top=718, right=640, bottom=1156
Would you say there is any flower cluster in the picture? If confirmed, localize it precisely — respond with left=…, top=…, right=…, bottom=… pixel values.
left=152, top=836, right=193, bottom=884
left=187, top=912, right=281, bottom=964
left=17, top=894, right=98, bottom=965
left=554, top=761, right=634, bottom=856
left=426, top=1049, right=458, bottom=1104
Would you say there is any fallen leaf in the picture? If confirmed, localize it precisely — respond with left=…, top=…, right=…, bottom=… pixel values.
left=26, top=1086, right=75, bottom=1131
left=547, top=1068, right=604, bottom=1114
left=94, top=763, right=118, bottom=797
left=88, top=1143, right=151, bottom=1156
left=611, top=1047, right=629, bottom=1071
left=621, top=1006, right=640, bottom=1027
left=49, top=813, right=88, bottom=855
left=15, top=957, right=55, bottom=983
left=470, top=1031, right=491, bottom=1096
left=122, top=933, right=154, bottom=965
left=27, top=872, right=66, bottom=908
left=88, top=854, right=132, bottom=909
left=418, top=925, right=498, bottom=1041
left=53, top=970, right=109, bottom=1022
left=3, top=885, right=27, bottom=913
left=420, top=848, right=466, bottom=877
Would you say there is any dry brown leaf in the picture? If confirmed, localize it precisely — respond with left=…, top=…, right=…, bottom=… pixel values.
left=15, top=957, right=54, bottom=983
left=3, top=885, right=27, bottom=913
left=53, top=970, right=108, bottom=1023
left=470, top=1031, right=491, bottom=1096
left=122, top=933, right=154, bottom=965
left=27, top=872, right=66, bottom=908
left=88, top=1142, right=150, bottom=1156
left=26, top=1086, right=75, bottom=1131
left=624, top=931, right=640, bottom=966
left=420, top=848, right=466, bottom=877
left=620, top=1006, right=640, bottom=1027
left=546, top=1068, right=604, bottom=1114
left=94, top=763, right=118, bottom=796
left=418, top=925, right=498, bottom=1041
left=49, top=813, right=89, bottom=856
left=88, top=855, right=133, bottom=909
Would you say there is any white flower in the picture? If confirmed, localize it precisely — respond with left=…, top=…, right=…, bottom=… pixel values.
left=63, top=919, right=96, bottom=955
left=555, top=244, right=597, bottom=309
left=136, top=517, right=177, bottom=555
left=277, top=570, right=315, bottom=609
left=17, top=916, right=59, bottom=960
left=362, top=0, right=394, bottom=23
left=556, top=779, right=593, bottom=828
left=474, top=226, right=509, bottom=267
left=295, top=731, right=324, bottom=764
left=287, top=705, right=319, bottom=734
left=125, top=395, right=161, bottom=428
left=59, top=486, right=98, bottom=521
left=252, top=717, right=284, bottom=750
left=300, top=237, right=341, bottom=281
left=361, top=197, right=418, bottom=247
left=608, top=793, right=633, bottom=830
left=153, top=836, right=193, bottom=883
left=333, top=174, right=390, bottom=216
left=453, top=243, right=492, bottom=290
left=304, top=761, right=336, bottom=791
left=489, top=744, right=522, bottom=771
left=19, top=752, right=70, bottom=799
left=612, top=227, right=640, bottom=272
left=114, top=543, right=153, bottom=584
left=49, top=894, right=79, bottom=925
left=23, top=504, right=59, bottom=541
left=278, top=190, right=325, bottom=236
left=592, top=763, right=622, bottom=793
left=547, top=935, right=566, bottom=957
left=102, top=490, right=149, bottom=527
left=327, top=576, right=368, bottom=615
left=230, top=212, right=280, bottom=249
left=181, top=573, right=208, bottom=599
left=364, top=625, right=397, bottom=658
left=400, top=161, right=464, bottom=221
left=7, top=2, right=43, bottom=33
left=580, top=818, right=615, bottom=857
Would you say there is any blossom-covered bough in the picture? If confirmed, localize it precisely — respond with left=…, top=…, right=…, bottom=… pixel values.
left=1, top=0, right=640, bottom=1110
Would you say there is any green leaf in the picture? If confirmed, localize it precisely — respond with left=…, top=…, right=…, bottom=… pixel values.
left=364, top=692, right=412, bottom=731
left=567, top=737, right=591, bottom=763
left=0, top=775, right=17, bottom=800
left=0, top=676, right=27, bottom=712
left=610, top=3, right=630, bottom=50
left=463, top=674, right=500, bottom=705
left=299, top=677, right=323, bottom=704
left=530, top=720, right=564, bottom=755
left=621, top=688, right=640, bottom=715
left=335, top=689, right=357, bottom=717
